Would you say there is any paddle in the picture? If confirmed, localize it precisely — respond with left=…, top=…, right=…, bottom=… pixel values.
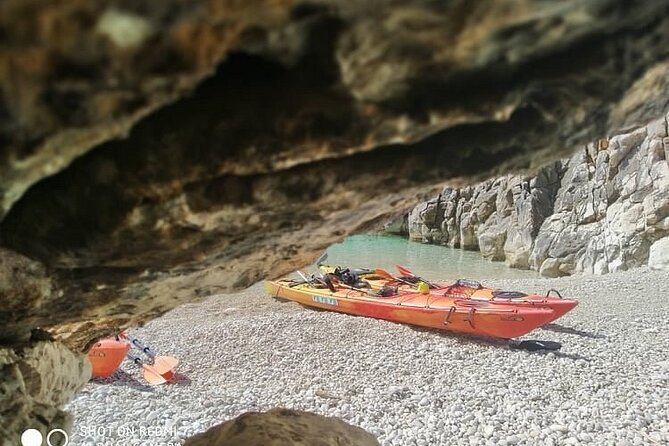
left=288, top=272, right=311, bottom=287
left=315, top=252, right=328, bottom=266
left=374, top=268, right=417, bottom=287
left=328, top=275, right=379, bottom=297
left=296, top=270, right=312, bottom=283
left=297, top=270, right=336, bottom=292
left=126, top=352, right=168, bottom=385
left=395, top=264, right=438, bottom=288
left=123, top=334, right=179, bottom=376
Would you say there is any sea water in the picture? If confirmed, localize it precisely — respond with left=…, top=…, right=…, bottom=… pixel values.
left=321, top=234, right=539, bottom=280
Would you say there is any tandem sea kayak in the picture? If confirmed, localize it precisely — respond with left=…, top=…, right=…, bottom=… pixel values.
left=319, top=265, right=578, bottom=323
left=265, top=278, right=555, bottom=339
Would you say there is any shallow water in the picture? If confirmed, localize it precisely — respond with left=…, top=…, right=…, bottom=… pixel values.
left=320, top=234, right=539, bottom=280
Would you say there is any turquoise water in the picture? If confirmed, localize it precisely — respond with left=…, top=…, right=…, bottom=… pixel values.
left=320, top=234, right=539, bottom=280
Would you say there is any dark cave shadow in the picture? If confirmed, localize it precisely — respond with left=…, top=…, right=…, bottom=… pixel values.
left=541, top=323, right=607, bottom=339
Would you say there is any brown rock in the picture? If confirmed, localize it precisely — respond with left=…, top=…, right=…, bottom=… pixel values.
left=0, top=341, right=90, bottom=445
left=183, top=409, right=380, bottom=446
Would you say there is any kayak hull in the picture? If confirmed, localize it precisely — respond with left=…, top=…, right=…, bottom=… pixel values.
left=319, top=266, right=577, bottom=323
left=87, top=338, right=130, bottom=378
left=444, top=286, right=578, bottom=322
left=266, top=280, right=554, bottom=339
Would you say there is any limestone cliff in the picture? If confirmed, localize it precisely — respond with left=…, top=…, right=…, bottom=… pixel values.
left=408, top=112, right=669, bottom=276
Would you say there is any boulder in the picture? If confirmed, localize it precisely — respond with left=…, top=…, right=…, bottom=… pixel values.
left=0, top=342, right=90, bottom=444
left=539, top=258, right=562, bottom=278
left=648, top=237, right=669, bottom=271
left=183, top=409, right=380, bottom=446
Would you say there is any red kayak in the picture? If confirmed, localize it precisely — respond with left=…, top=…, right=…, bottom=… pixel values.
left=319, top=265, right=578, bottom=323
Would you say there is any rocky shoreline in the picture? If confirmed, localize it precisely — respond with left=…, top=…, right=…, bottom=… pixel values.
left=67, top=267, right=669, bottom=446
left=399, top=113, right=669, bottom=277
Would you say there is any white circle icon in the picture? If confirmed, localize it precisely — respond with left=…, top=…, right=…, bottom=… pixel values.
left=47, top=429, right=69, bottom=446
left=21, top=429, right=43, bottom=446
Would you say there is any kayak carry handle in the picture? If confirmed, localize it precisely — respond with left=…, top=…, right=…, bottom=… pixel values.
left=545, top=289, right=563, bottom=299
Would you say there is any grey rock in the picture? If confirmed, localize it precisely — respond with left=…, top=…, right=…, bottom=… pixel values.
left=530, top=114, right=669, bottom=275
left=539, top=258, right=562, bottom=278
left=406, top=113, right=668, bottom=276
left=648, top=237, right=669, bottom=270
left=383, top=214, right=409, bottom=236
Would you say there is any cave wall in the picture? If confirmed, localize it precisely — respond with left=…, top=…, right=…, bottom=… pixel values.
left=1, top=0, right=668, bottom=350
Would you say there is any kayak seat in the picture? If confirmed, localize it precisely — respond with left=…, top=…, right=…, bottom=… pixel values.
left=492, top=290, right=528, bottom=299
left=454, top=279, right=483, bottom=289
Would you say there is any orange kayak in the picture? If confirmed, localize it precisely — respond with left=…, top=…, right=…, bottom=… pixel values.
left=266, top=279, right=555, bottom=339
left=430, top=280, right=577, bottom=322
left=319, top=266, right=578, bottom=323
left=87, top=337, right=130, bottom=378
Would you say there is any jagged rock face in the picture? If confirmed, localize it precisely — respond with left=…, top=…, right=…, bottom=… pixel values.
left=530, top=114, right=669, bottom=276
left=408, top=160, right=563, bottom=264
left=407, top=113, right=669, bottom=277
left=183, top=408, right=380, bottom=446
left=1, top=1, right=669, bottom=442
left=0, top=341, right=91, bottom=443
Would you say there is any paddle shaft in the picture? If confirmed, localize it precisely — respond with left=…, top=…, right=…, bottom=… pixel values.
left=126, top=334, right=156, bottom=359
left=396, top=265, right=437, bottom=288
left=374, top=268, right=416, bottom=287
left=329, top=277, right=378, bottom=297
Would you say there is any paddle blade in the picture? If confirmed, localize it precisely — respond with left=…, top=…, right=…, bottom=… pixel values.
left=316, top=252, right=328, bottom=266
left=396, top=265, right=415, bottom=277
left=152, top=356, right=179, bottom=375
left=142, top=364, right=168, bottom=385
left=374, top=268, right=395, bottom=280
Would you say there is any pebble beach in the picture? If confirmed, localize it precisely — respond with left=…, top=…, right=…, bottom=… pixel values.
left=67, top=267, right=669, bottom=446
